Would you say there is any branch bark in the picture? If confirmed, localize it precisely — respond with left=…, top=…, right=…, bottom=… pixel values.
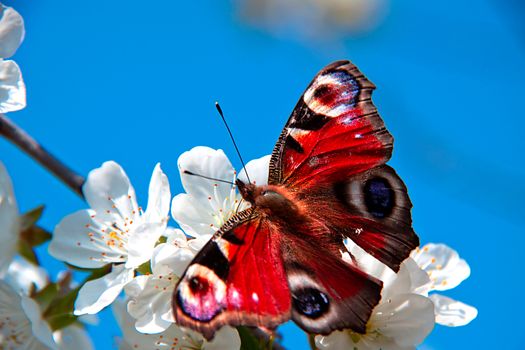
left=0, top=113, right=84, bottom=197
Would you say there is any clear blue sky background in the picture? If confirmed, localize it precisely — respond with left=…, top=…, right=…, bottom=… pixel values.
left=1, top=0, right=524, bottom=349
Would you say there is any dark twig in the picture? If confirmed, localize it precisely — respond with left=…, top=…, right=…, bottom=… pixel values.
left=308, top=333, right=319, bottom=350
left=0, top=113, right=84, bottom=197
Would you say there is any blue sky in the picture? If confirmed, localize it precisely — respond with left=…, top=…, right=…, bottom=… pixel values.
left=2, top=0, right=524, bottom=349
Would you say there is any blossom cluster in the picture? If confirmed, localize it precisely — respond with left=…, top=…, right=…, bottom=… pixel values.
left=0, top=5, right=93, bottom=349
left=50, top=146, right=475, bottom=350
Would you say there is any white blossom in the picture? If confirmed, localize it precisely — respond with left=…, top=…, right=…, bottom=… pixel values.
left=317, top=247, right=435, bottom=350
left=125, top=228, right=206, bottom=334
left=411, top=243, right=477, bottom=327
left=0, top=3, right=26, bottom=113
left=171, top=146, right=269, bottom=238
left=0, top=280, right=56, bottom=350
left=113, top=299, right=240, bottom=350
left=2, top=254, right=94, bottom=350
left=317, top=240, right=477, bottom=349
left=0, top=161, right=20, bottom=277
left=5, top=257, right=48, bottom=294
left=49, top=161, right=170, bottom=315
left=53, top=325, right=94, bottom=350
left=238, top=0, right=389, bottom=38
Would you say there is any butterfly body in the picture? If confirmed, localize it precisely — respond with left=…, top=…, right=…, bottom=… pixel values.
left=173, top=60, right=419, bottom=340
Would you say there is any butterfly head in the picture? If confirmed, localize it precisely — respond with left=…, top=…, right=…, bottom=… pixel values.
left=236, top=179, right=302, bottom=220
left=235, top=179, right=258, bottom=204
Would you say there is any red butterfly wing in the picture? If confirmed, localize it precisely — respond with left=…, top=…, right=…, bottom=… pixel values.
left=280, top=224, right=382, bottom=335
left=173, top=208, right=291, bottom=340
left=270, top=60, right=418, bottom=271
left=269, top=60, right=392, bottom=188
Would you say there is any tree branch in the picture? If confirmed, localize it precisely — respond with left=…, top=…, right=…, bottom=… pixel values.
left=0, top=113, right=84, bottom=197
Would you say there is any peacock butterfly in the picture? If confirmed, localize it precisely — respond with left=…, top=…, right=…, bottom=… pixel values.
left=172, top=60, right=419, bottom=340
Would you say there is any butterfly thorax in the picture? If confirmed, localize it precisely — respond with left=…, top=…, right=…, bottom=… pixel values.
left=236, top=179, right=303, bottom=221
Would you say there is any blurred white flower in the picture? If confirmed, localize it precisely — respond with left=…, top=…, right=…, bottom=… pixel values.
left=3, top=254, right=94, bottom=350
left=0, top=279, right=57, bottom=349
left=0, top=3, right=26, bottom=113
left=171, top=146, right=269, bottom=238
left=5, top=257, right=48, bottom=294
left=114, top=299, right=241, bottom=350
left=316, top=250, right=435, bottom=350
left=237, top=0, right=389, bottom=39
left=53, top=325, right=94, bottom=350
left=49, top=161, right=170, bottom=315
left=0, top=161, right=20, bottom=277
left=411, top=243, right=478, bottom=327
left=125, top=228, right=206, bottom=333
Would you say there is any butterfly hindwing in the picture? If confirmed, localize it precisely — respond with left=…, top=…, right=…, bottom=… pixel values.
left=281, top=234, right=382, bottom=335
left=173, top=208, right=291, bottom=340
left=331, top=165, right=418, bottom=270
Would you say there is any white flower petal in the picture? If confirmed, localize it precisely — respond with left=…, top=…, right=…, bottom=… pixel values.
left=125, top=242, right=198, bottom=334
left=315, top=331, right=410, bottom=350
left=187, top=235, right=210, bottom=252
left=411, top=243, right=470, bottom=292
left=114, top=299, right=185, bottom=348
left=0, top=59, right=26, bottom=113
left=126, top=276, right=174, bottom=334
left=126, top=222, right=165, bottom=269
left=83, top=161, right=139, bottom=224
left=171, top=193, right=217, bottom=237
left=53, top=325, right=94, bottom=350
left=172, top=147, right=256, bottom=238
left=429, top=294, right=478, bottom=327
left=21, top=295, right=58, bottom=349
left=374, top=293, right=435, bottom=347
left=177, top=146, right=235, bottom=202
left=163, top=227, right=186, bottom=241
left=125, top=274, right=174, bottom=334
left=0, top=5, right=24, bottom=58
left=202, top=326, right=241, bottom=350
left=74, top=264, right=133, bottom=315
left=144, top=163, right=170, bottom=224
left=0, top=161, right=19, bottom=276
left=151, top=242, right=195, bottom=277
left=6, top=257, right=48, bottom=294
left=342, top=237, right=394, bottom=283
left=0, top=281, right=55, bottom=349
left=50, top=209, right=126, bottom=268
left=237, top=154, right=270, bottom=186
left=383, top=258, right=431, bottom=299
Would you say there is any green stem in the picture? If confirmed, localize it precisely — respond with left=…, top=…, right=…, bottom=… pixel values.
left=308, top=334, right=318, bottom=350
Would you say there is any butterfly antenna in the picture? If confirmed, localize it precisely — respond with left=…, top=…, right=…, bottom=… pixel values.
left=182, top=170, right=235, bottom=185
left=215, top=102, right=252, bottom=184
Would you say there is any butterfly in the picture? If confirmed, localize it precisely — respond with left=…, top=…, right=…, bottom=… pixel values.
left=172, top=60, right=419, bottom=340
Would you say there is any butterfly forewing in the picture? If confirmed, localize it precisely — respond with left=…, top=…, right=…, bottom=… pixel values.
left=269, top=60, right=393, bottom=188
